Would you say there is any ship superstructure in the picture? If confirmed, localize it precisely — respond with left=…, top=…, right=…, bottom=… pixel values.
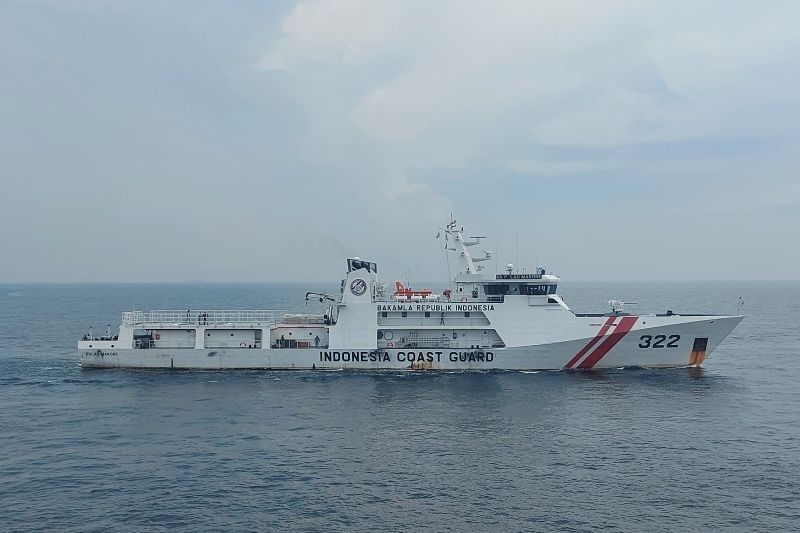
left=79, top=217, right=743, bottom=370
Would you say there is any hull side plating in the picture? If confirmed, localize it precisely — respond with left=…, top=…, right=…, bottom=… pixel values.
left=80, top=315, right=742, bottom=371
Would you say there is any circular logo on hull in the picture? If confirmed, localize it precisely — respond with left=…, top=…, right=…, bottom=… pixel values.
left=350, top=278, right=367, bottom=296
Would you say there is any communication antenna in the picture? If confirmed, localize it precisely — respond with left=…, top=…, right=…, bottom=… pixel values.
left=403, top=267, right=411, bottom=288
left=494, top=231, right=498, bottom=274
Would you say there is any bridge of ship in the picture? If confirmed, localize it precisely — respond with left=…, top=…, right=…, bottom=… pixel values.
left=450, top=273, right=559, bottom=302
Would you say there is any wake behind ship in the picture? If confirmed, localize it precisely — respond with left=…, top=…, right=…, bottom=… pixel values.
left=79, top=217, right=743, bottom=370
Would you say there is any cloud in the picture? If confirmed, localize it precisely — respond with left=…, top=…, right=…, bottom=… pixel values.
left=262, top=0, right=800, bottom=152
left=252, top=0, right=800, bottom=280
left=2, top=1, right=798, bottom=281
left=260, top=0, right=404, bottom=70
left=506, top=158, right=621, bottom=176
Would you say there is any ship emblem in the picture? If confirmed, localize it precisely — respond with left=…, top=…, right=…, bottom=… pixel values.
left=350, top=278, right=367, bottom=296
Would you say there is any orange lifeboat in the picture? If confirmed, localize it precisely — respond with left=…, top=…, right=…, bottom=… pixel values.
left=394, top=281, right=433, bottom=300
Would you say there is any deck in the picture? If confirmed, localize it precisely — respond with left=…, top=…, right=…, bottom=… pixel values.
left=122, top=310, right=287, bottom=327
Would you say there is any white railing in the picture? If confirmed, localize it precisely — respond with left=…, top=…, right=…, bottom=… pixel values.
left=122, top=309, right=287, bottom=327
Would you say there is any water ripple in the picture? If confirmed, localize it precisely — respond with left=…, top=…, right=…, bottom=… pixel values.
left=1, top=282, right=799, bottom=531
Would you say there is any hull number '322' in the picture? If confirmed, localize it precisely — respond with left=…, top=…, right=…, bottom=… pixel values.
left=639, top=334, right=680, bottom=348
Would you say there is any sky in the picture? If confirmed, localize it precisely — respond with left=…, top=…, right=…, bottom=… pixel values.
left=1, top=0, right=798, bottom=282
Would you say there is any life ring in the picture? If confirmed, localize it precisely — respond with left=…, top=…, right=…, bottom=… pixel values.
left=460, top=297, right=467, bottom=302
left=239, top=341, right=247, bottom=348
left=154, top=332, right=160, bottom=340
left=384, top=330, right=393, bottom=340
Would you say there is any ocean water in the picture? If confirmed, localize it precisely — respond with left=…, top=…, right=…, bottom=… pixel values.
left=1, top=281, right=799, bottom=532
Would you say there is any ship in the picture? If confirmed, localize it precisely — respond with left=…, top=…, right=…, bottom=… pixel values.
left=79, top=217, right=743, bottom=370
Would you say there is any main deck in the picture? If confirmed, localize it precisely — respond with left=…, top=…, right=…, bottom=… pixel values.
left=122, top=309, right=286, bottom=327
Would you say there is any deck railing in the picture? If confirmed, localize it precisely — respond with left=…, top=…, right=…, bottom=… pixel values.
left=122, top=310, right=287, bottom=327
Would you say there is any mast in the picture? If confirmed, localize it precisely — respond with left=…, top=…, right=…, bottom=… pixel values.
left=442, top=215, right=492, bottom=276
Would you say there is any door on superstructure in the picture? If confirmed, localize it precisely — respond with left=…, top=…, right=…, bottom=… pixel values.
left=482, top=330, right=488, bottom=348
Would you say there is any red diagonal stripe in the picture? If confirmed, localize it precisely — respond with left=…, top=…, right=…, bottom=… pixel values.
left=565, top=316, right=617, bottom=369
left=578, top=316, right=638, bottom=369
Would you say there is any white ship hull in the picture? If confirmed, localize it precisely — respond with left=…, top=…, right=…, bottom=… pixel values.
left=80, top=314, right=742, bottom=371
left=78, top=217, right=744, bottom=371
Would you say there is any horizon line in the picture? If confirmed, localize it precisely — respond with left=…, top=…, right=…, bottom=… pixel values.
left=2, top=279, right=799, bottom=285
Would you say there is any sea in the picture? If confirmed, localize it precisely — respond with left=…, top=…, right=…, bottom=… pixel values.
left=1, top=281, right=798, bottom=532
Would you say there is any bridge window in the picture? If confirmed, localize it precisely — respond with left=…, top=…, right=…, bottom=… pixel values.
left=487, top=283, right=555, bottom=295
left=524, top=284, right=548, bottom=295
left=484, top=283, right=509, bottom=295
